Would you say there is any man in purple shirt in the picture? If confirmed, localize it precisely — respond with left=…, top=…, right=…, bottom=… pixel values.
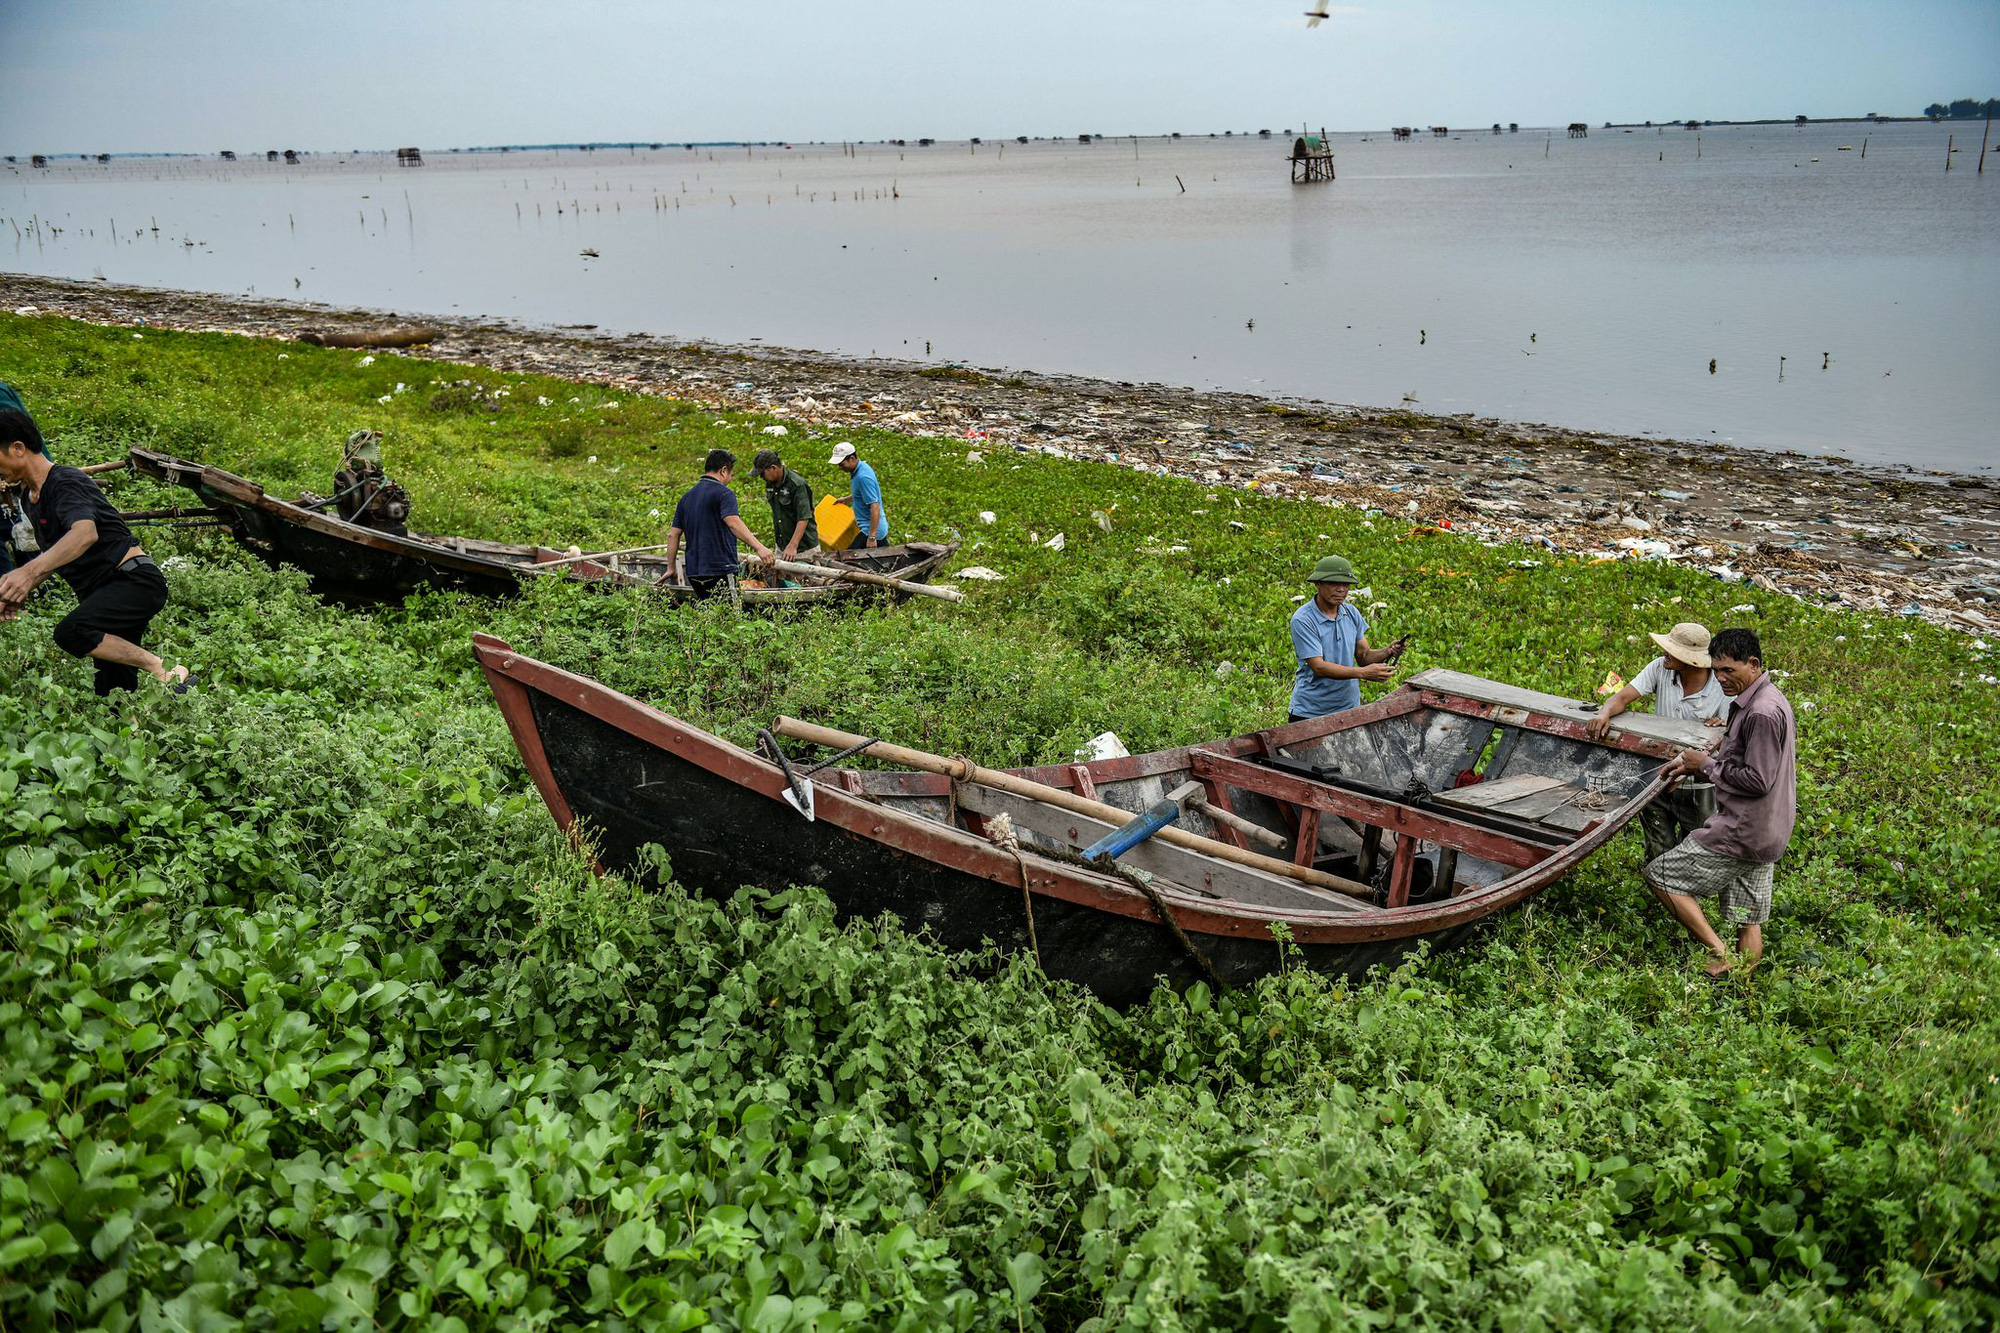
left=1643, top=627, right=1798, bottom=977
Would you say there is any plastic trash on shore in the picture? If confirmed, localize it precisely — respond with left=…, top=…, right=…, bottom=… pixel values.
left=1045, top=533, right=1066, bottom=551
left=760, top=425, right=788, bottom=436
left=955, top=566, right=1006, bottom=581
left=1079, top=732, right=1130, bottom=761
left=977, top=511, right=997, bottom=525
left=1595, top=670, right=1626, bottom=696
left=1614, top=537, right=1675, bottom=559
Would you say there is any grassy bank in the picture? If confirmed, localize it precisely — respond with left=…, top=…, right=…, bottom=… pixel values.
left=1, top=313, right=1996, bottom=1328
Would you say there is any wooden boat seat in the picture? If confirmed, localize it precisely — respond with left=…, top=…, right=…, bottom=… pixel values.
left=1431, top=774, right=1608, bottom=836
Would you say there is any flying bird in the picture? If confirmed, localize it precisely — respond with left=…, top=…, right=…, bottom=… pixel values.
left=1305, top=3, right=1331, bottom=27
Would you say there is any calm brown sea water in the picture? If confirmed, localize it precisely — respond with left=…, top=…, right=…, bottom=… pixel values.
left=6, top=124, right=1996, bottom=470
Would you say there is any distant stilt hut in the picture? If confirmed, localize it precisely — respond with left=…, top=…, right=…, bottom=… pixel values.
left=1392, top=126, right=1413, bottom=141
left=1491, top=123, right=1502, bottom=134
left=94, top=153, right=110, bottom=163
left=1291, top=129, right=1336, bottom=183
left=1567, top=122, right=1589, bottom=138
left=220, top=150, right=236, bottom=161
left=396, top=146, right=423, bottom=166
left=266, top=150, right=279, bottom=162
left=1509, top=123, right=1520, bottom=132
left=283, top=149, right=300, bottom=164
left=1431, top=125, right=1449, bottom=138
left=31, top=154, right=48, bottom=168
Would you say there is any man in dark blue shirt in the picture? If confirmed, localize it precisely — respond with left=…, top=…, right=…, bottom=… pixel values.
left=663, top=449, right=775, bottom=600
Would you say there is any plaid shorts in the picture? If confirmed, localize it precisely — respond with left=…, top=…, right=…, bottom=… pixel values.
left=1643, top=835, right=1774, bottom=926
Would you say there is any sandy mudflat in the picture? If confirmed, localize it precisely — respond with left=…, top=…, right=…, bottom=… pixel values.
left=4, top=274, right=1996, bottom=633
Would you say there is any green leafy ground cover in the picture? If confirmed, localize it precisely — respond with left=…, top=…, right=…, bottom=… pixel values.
left=1, top=313, right=1996, bottom=1329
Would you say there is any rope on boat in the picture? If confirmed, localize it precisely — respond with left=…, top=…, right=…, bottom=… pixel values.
left=983, top=812, right=1043, bottom=970
left=977, top=805, right=1228, bottom=992
left=1572, top=782, right=1621, bottom=813
left=1096, top=853, right=1229, bottom=993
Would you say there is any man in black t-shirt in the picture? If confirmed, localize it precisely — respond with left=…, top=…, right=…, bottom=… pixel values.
left=0, top=406, right=191, bottom=696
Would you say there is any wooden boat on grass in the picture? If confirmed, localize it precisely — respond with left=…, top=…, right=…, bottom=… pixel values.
left=474, top=634, right=1717, bottom=1004
left=126, top=447, right=957, bottom=603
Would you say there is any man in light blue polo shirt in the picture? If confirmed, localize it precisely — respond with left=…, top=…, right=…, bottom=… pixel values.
left=1288, top=554, right=1403, bottom=721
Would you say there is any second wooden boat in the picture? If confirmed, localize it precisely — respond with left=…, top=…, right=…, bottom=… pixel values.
left=127, top=447, right=956, bottom=603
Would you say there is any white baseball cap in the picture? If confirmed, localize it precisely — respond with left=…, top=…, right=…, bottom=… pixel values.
left=828, top=441, right=857, bottom=464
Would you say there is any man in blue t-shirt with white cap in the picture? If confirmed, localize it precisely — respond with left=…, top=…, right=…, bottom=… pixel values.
left=829, top=441, right=887, bottom=549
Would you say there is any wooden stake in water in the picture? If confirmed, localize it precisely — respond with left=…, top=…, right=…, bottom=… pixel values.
left=1981, top=110, right=1991, bottom=174
left=1945, top=133, right=1954, bottom=171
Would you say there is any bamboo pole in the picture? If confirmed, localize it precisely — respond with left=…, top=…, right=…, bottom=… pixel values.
left=79, top=459, right=129, bottom=475
left=1186, top=794, right=1290, bottom=850
left=772, top=717, right=1374, bottom=900
left=767, top=556, right=965, bottom=603
left=530, top=541, right=675, bottom=570
left=118, top=506, right=225, bottom=521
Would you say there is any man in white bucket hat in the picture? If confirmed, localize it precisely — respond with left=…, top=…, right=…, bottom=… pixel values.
left=1588, top=621, right=1728, bottom=863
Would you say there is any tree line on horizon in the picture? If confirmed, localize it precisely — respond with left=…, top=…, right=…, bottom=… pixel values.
left=1924, top=97, right=1998, bottom=119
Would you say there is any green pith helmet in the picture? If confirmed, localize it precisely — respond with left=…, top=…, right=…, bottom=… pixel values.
left=1308, top=555, right=1358, bottom=585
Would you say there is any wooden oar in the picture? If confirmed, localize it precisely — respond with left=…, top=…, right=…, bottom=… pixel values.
left=767, top=557, right=965, bottom=603
left=772, top=717, right=1373, bottom=900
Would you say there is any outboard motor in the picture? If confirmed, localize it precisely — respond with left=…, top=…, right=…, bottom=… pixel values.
left=331, top=430, right=411, bottom=535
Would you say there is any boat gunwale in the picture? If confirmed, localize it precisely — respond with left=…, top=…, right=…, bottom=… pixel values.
left=471, top=634, right=1700, bottom=946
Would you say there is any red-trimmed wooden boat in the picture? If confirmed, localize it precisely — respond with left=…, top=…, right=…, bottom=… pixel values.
left=126, top=447, right=956, bottom=603
left=474, top=633, right=1717, bottom=1004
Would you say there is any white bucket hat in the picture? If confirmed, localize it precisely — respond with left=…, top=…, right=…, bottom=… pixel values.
left=828, top=441, right=857, bottom=465
left=1648, top=622, right=1712, bottom=668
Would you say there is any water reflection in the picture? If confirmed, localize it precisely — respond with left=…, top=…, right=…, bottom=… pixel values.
left=3, top=124, right=1995, bottom=470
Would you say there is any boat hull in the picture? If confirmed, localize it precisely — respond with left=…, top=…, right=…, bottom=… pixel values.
left=476, top=637, right=1710, bottom=1004
left=529, top=687, right=1467, bottom=1000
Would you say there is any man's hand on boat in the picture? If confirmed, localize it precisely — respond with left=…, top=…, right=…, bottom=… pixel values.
left=1662, top=748, right=1709, bottom=786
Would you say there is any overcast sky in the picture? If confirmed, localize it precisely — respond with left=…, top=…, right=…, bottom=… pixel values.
left=4, top=0, right=1996, bottom=154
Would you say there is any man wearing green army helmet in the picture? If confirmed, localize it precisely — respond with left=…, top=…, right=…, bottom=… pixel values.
left=1287, top=553, right=1407, bottom=721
